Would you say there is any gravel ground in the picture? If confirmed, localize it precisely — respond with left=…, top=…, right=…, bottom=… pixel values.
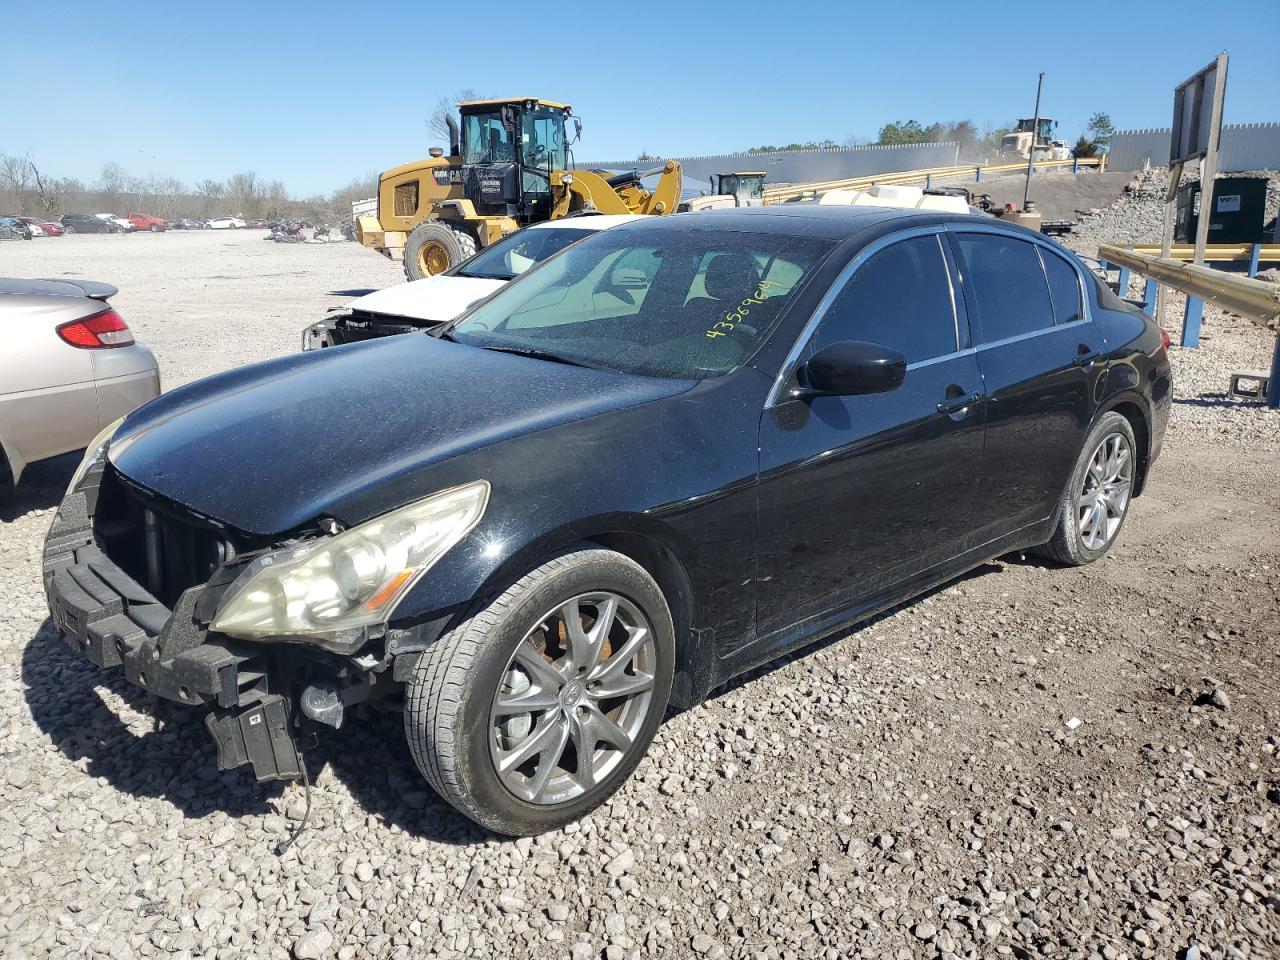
left=1, top=231, right=1278, bottom=960
left=1065, top=169, right=1280, bottom=254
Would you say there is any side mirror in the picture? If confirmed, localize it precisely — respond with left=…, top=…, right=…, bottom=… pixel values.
left=792, top=340, right=907, bottom=399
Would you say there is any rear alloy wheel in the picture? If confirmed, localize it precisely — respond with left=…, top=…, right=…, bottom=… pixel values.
left=404, top=547, right=674, bottom=835
left=1036, top=411, right=1137, bottom=565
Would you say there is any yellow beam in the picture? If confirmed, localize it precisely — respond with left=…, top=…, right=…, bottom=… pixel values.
left=1127, top=244, right=1280, bottom=263
left=1098, top=244, right=1280, bottom=327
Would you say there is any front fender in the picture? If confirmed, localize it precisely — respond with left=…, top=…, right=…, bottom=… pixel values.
left=392, top=509, right=696, bottom=631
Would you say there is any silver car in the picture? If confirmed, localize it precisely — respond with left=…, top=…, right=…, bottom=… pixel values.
left=0, top=279, right=160, bottom=487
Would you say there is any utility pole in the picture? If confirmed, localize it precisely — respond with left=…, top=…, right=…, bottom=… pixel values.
left=1023, top=72, right=1044, bottom=210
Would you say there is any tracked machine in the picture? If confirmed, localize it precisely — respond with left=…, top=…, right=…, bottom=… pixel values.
left=357, top=98, right=683, bottom=279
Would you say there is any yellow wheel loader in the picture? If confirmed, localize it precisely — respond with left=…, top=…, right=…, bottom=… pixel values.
left=356, top=98, right=683, bottom=280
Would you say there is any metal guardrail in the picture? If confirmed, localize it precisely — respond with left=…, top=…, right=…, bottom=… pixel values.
left=1127, top=244, right=1280, bottom=265
left=1097, top=245, right=1280, bottom=326
left=1098, top=244, right=1280, bottom=408
left=762, top=156, right=1106, bottom=204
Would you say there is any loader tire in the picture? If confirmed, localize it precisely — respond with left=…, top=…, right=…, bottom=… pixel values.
left=403, top=220, right=478, bottom=281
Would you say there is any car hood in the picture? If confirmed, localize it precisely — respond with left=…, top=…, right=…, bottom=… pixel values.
left=107, top=334, right=692, bottom=535
left=346, top=274, right=506, bottom=323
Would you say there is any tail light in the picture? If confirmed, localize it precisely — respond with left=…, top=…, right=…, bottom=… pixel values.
left=56, top=308, right=134, bottom=348
left=1159, top=327, right=1172, bottom=351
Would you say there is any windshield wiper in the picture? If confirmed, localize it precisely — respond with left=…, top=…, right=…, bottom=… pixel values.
left=454, top=270, right=516, bottom=281
left=477, top=344, right=593, bottom=367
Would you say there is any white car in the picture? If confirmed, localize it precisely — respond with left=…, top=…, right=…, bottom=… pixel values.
left=302, top=214, right=644, bottom=349
left=207, top=216, right=246, bottom=230
left=95, top=213, right=134, bottom=231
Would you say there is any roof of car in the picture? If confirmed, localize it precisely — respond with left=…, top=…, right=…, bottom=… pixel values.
left=605, top=204, right=1048, bottom=245
left=528, top=214, right=646, bottom=231
left=606, top=204, right=967, bottom=240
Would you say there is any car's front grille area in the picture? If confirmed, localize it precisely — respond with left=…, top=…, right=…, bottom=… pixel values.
left=93, top=466, right=238, bottom=608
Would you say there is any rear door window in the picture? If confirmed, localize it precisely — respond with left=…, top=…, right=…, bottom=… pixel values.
left=810, top=234, right=960, bottom=364
left=954, top=233, right=1055, bottom=343
left=1039, top=248, right=1084, bottom=324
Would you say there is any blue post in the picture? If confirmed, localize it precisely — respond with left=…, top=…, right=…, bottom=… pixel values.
left=1267, top=336, right=1280, bottom=409
left=1073, top=158, right=1079, bottom=174
left=1181, top=296, right=1204, bottom=348
left=1248, top=243, right=1261, bottom=279
left=1143, top=278, right=1158, bottom=316
left=975, top=167, right=982, bottom=183
left=1117, top=266, right=1131, bottom=298
left=926, top=174, right=932, bottom=189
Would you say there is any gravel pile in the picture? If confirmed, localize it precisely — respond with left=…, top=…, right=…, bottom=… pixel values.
left=1, top=234, right=1277, bottom=960
left=1066, top=168, right=1280, bottom=255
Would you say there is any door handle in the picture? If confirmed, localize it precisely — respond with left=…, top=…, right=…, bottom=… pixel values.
left=937, top=391, right=982, bottom=416
left=1072, top=348, right=1102, bottom=368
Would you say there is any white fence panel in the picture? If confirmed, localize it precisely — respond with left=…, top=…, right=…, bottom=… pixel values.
left=1109, top=123, right=1280, bottom=172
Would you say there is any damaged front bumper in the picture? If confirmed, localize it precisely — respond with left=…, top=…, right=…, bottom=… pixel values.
left=43, top=488, right=305, bottom=782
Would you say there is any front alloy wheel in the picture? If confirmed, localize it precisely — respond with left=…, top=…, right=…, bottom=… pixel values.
left=489, top=593, right=657, bottom=805
left=404, top=547, right=674, bottom=835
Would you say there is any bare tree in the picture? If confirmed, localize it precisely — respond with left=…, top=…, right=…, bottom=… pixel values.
left=0, top=154, right=29, bottom=211
left=428, top=89, right=483, bottom=145
left=225, top=171, right=259, bottom=216
left=96, top=161, right=129, bottom=208
left=29, top=157, right=59, bottom=213
left=194, top=178, right=224, bottom=217
left=261, top=179, right=290, bottom=217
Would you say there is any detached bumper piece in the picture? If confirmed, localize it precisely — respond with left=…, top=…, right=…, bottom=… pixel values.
left=206, top=695, right=303, bottom=782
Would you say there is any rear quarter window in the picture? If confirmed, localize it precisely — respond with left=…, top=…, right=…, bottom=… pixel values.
left=1039, top=248, right=1084, bottom=324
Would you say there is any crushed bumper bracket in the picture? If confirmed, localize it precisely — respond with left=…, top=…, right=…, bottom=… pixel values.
left=205, top=694, right=303, bottom=782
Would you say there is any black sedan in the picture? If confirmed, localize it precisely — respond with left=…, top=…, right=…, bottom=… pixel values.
left=60, top=213, right=125, bottom=234
left=43, top=206, right=1170, bottom=836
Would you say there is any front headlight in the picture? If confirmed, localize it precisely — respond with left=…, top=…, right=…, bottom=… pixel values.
left=211, top=480, right=490, bottom=649
left=66, top=416, right=126, bottom=495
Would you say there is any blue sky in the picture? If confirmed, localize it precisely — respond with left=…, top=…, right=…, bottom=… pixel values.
left=2, top=0, right=1275, bottom=196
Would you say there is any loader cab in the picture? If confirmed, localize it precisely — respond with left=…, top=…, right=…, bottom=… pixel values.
left=458, top=98, right=574, bottom=221
left=708, top=172, right=765, bottom=207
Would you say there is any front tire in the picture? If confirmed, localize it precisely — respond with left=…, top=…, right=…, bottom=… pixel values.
left=403, top=220, right=478, bottom=281
left=1037, top=411, right=1137, bottom=565
left=404, top=547, right=674, bottom=835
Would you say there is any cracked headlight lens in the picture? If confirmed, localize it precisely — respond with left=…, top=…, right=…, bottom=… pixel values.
left=211, top=480, right=489, bottom=647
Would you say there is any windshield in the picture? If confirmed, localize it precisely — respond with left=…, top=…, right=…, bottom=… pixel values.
left=462, top=111, right=514, bottom=164
left=450, top=227, right=834, bottom=379
left=456, top=226, right=595, bottom=281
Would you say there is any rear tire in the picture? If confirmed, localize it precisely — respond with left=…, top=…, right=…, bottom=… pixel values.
left=1035, top=411, right=1137, bottom=566
left=404, top=547, right=674, bottom=835
left=403, top=220, right=478, bottom=281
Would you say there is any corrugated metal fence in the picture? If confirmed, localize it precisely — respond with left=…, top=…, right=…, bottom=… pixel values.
left=1109, top=123, right=1280, bottom=172
left=581, top=142, right=961, bottom=187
